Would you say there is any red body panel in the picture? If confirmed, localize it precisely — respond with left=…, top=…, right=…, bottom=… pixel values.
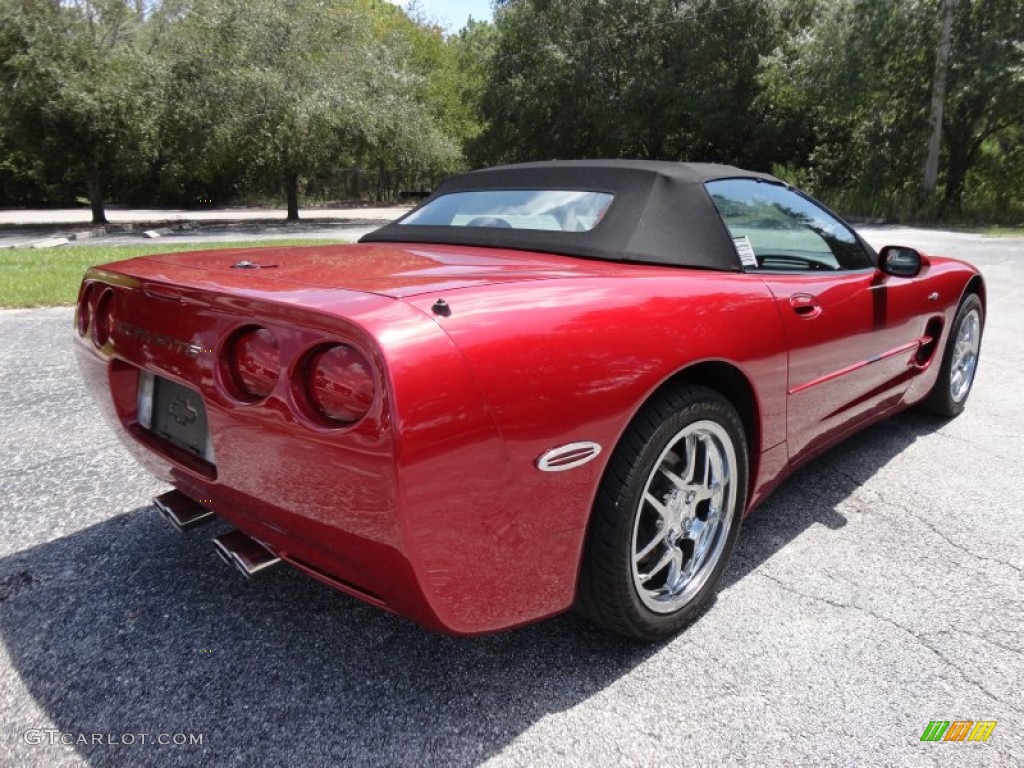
left=73, top=243, right=981, bottom=634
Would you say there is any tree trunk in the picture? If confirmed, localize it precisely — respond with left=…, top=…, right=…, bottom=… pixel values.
left=87, top=162, right=107, bottom=225
left=941, top=160, right=967, bottom=215
left=922, top=0, right=955, bottom=193
left=941, top=137, right=980, bottom=216
left=285, top=171, right=299, bottom=221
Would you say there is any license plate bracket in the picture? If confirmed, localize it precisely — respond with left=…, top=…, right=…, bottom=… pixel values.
left=145, top=375, right=213, bottom=462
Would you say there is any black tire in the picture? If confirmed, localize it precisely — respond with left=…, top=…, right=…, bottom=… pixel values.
left=919, top=293, right=984, bottom=418
left=576, top=385, right=748, bottom=641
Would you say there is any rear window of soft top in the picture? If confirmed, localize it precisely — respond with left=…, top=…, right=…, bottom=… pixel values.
left=399, top=190, right=614, bottom=233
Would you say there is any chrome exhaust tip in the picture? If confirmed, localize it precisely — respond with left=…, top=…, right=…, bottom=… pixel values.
left=212, top=529, right=281, bottom=578
left=154, top=490, right=214, bottom=532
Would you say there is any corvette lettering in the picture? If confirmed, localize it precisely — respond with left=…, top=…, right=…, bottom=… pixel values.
left=117, top=321, right=202, bottom=358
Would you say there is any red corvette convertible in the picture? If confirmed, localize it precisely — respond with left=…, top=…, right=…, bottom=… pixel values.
left=74, top=160, right=985, bottom=640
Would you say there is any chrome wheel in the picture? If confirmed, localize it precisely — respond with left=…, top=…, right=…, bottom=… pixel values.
left=630, top=420, right=738, bottom=614
left=577, top=385, right=748, bottom=640
left=950, top=308, right=980, bottom=403
left=920, top=293, right=983, bottom=419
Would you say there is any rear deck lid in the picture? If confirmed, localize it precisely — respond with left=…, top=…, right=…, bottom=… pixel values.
left=130, top=242, right=633, bottom=298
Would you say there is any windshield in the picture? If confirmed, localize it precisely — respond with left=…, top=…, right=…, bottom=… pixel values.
left=399, top=190, right=614, bottom=232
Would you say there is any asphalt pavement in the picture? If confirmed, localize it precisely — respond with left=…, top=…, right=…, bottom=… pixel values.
left=0, top=223, right=1022, bottom=767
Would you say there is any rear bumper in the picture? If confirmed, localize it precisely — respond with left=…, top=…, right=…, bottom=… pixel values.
left=74, top=342, right=453, bottom=627
left=72, top=273, right=584, bottom=634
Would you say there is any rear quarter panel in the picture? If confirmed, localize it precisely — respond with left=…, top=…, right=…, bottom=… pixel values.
left=397, top=269, right=787, bottom=630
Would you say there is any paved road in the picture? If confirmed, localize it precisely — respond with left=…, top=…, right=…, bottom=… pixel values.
left=0, top=206, right=412, bottom=248
left=0, top=229, right=1022, bottom=767
left=0, top=205, right=410, bottom=226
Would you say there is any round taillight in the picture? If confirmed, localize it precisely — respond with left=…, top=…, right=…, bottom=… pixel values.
left=92, top=288, right=114, bottom=347
left=77, top=283, right=96, bottom=336
left=303, top=344, right=375, bottom=424
left=227, top=327, right=280, bottom=400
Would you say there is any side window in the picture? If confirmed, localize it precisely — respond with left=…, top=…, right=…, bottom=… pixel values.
left=705, top=179, right=872, bottom=271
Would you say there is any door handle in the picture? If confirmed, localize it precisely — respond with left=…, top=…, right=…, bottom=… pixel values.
left=789, top=294, right=822, bottom=319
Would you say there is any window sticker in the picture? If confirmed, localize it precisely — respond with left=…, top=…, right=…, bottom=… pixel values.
left=733, top=236, right=757, bottom=268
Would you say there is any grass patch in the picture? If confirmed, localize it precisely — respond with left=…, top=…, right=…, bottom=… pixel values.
left=0, top=239, right=341, bottom=309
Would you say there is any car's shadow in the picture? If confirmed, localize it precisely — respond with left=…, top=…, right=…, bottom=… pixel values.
left=0, top=411, right=942, bottom=767
left=724, top=410, right=946, bottom=592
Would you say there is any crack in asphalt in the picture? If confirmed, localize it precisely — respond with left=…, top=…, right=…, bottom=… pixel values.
left=930, top=628, right=1024, bottom=657
left=826, top=465, right=1024, bottom=575
left=756, top=570, right=1024, bottom=716
left=930, top=430, right=1023, bottom=465
left=898, top=502, right=1024, bottom=575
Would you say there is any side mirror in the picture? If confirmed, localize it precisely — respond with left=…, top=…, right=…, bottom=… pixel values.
left=878, top=245, right=925, bottom=278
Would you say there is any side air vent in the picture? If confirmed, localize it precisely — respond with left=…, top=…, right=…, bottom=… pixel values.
left=914, top=317, right=945, bottom=367
left=536, top=442, right=603, bottom=472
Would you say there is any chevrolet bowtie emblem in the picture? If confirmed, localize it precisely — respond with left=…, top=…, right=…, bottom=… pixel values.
left=167, top=397, right=198, bottom=427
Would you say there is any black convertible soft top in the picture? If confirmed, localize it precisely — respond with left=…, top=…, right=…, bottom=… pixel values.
left=360, top=159, right=782, bottom=271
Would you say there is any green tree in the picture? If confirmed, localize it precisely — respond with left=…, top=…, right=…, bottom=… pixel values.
left=355, top=1, right=469, bottom=198
left=760, top=0, right=1024, bottom=217
left=762, top=1, right=937, bottom=207
left=157, top=0, right=464, bottom=215
left=941, top=0, right=1024, bottom=212
left=475, top=1, right=782, bottom=166
left=0, top=0, right=162, bottom=223
left=450, top=18, right=497, bottom=153
left=159, top=0, right=382, bottom=220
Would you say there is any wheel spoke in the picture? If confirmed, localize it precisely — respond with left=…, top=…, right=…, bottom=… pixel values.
left=658, top=466, right=687, bottom=491
left=693, top=520, right=717, bottom=565
left=663, top=549, right=683, bottom=590
left=683, top=517, right=705, bottom=543
left=637, top=546, right=678, bottom=584
left=682, top=433, right=698, bottom=483
left=955, top=339, right=972, bottom=363
left=671, top=555, right=697, bottom=590
left=690, top=486, right=712, bottom=505
left=705, top=503, right=722, bottom=525
left=710, top=440, right=728, bottom=490
left=634, top=526, right=669, bottom=562
left=643, top=491, right=671, bottom=522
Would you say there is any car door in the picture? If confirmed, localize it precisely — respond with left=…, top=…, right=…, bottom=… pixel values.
left=705, top=179, right=919, bottom=463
